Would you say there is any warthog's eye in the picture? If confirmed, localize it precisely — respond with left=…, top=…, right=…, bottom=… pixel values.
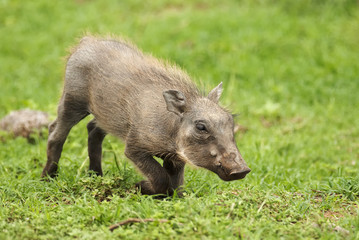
left=196, top=123, right=207, bottom=132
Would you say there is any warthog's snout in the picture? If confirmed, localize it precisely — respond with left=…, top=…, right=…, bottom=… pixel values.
left=228, top=166, right=251, bottom=180
left=215, top=152, right=251, bottom=181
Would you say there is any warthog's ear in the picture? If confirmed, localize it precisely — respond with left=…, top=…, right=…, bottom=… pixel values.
left=163, top=90, right=186, bottom=117
left=207, top=82, right=223, bottom=103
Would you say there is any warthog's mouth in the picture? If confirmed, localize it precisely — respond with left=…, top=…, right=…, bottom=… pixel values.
left=178, top=151, right=251, bottom=181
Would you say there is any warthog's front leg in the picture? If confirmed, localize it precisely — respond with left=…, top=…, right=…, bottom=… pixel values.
left=125, top=146, right=173, bottom=195
left=163, top=158, right=185, bottom=196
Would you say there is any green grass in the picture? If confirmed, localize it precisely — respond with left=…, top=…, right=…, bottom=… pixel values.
left=1, top=0, right=359, bottom=239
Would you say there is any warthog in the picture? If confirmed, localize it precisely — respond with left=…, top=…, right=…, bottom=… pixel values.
left=42, top=36, right=250, bottom=195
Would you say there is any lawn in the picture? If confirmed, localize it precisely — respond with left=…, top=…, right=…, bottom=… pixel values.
left=0, top=0, right=359, bottom=239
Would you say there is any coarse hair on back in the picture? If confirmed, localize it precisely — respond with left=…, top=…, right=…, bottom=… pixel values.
left=63, top=33, right=204, bottom=98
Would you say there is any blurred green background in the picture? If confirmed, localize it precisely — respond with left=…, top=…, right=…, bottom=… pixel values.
left=0, top=0, right=358, bottom=239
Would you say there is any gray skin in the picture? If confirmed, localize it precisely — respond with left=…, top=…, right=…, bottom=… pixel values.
left=41, top=36, right=251, bottom=195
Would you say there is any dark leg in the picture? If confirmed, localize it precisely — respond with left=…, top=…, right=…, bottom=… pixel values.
left=125, top=146, right=172, bottom=195
left=41, top=95, right=88, bottom=178
left=87, top=119, right=107, bottom=176
left=163, top=159, right=185, bottom=195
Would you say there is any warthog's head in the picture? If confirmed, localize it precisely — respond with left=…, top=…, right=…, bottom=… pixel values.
left=163, top=82, right=250, bottom=181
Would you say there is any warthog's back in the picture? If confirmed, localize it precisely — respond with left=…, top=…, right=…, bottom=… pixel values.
left=64, top=36, right=199, bottom=140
